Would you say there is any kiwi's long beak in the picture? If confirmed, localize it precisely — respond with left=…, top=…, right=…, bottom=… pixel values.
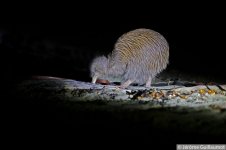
left=92, top=75, right=98, bottom=84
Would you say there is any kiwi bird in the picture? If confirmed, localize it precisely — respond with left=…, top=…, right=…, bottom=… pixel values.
left=90, top=28, right=169, bottom=88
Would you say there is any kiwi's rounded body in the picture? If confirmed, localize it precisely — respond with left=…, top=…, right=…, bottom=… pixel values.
left=90, top=28, right=169, bottom=87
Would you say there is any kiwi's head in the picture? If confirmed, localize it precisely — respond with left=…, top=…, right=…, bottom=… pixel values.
left=90, top=56, right=109, bottom=83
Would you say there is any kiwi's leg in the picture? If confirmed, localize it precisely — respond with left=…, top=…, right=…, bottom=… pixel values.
left=145, top=77, right=152, bottom=88
left=119, top=79, right=134, bottom=89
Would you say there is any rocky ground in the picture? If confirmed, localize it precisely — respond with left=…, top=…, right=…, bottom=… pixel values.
left=8, top=75, right=226, bottom=144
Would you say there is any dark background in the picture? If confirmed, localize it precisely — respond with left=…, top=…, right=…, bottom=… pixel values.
left=1, top=3, right=226, bottom=146
left=1, top=5, right=226, bottom=85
